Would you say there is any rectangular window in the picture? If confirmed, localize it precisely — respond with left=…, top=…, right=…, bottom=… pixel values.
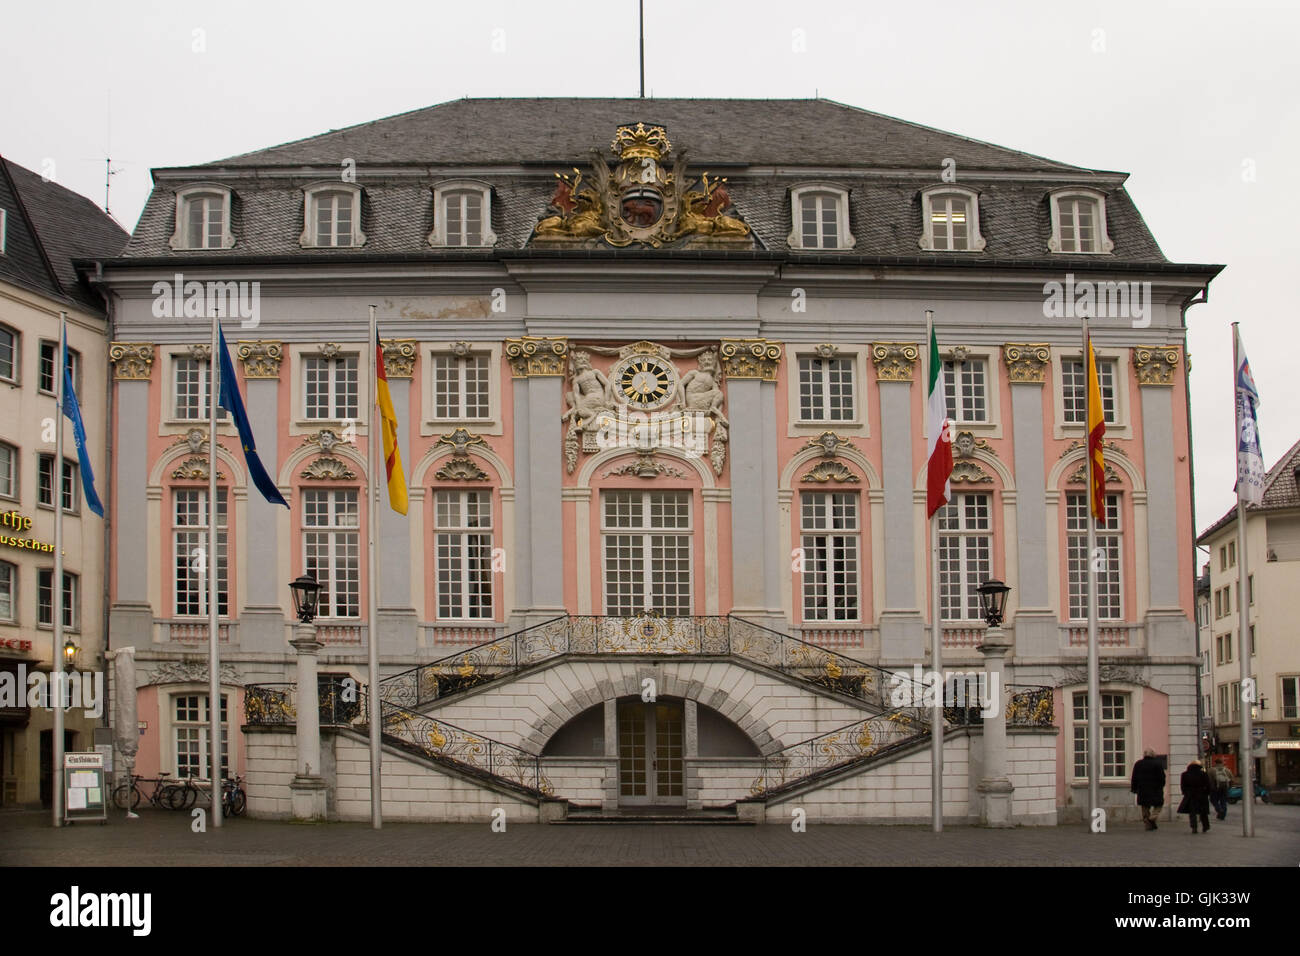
left=185, top=195, right=225, bottom=249
left=943, top=358, right=987, bottom=423
left=1072, top=691, right=1128, bottom=779
left=797, top=356, right=855, bottom=421
left=1218, top=684, right=1230, bottom=721
left=1231, top=682, right=1240, bottom=720
left=1282, top=676, right=1300, bottom=720
left=0, top=441, right=14, bottom=500
left=1201, top=650, right=1210, bottom=675
left=38, top=341, right=79, bottom=396
left=37, top=455, right=78, bottom=513
left=1057, top=198, right=1099, bottom=253
left=0, top=561, right=13, bottom=622
left=444, top=191, right=483, bottom=246
left=434, top=490, right=493, bottom=619
left=432, top=354, right=490, bottom=419
left=602, top=491, right=691, bottom=617
left=173, top=489, right=229, bottom=617
left=937, top=493, right=992, bottom=620
left=1062, top=358, right=1116, bottom=424
left=0, top=325, right=16, bottom=382
left=1229, top=541, right=1236, bottom=566
left=930, top=194, right=969, bottom=251
left=1214, top=590, right=1221, bottom=619
left=173, top=694, right=229, bottom=779
left=37, top=569, right=77, bottom=630
left=172, top=356, right=226, bottom=420
left=1248, top=574, right=1254, bottom=605
left=800, top=194, right=839, bottom=249
left=303, top=355, right=359, bottom=420
left=303, top=489, right=360, bottom=617
left=1066, top=493, right=1121, bottom=620
left=1249, top=624, right=1255, bottom=656
left=314, top=192, right=354, bottom=247
left=800, top=492, right=860, bottom=622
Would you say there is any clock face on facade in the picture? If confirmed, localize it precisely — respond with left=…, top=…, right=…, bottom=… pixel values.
left=612, top=354, right=677, bottom=410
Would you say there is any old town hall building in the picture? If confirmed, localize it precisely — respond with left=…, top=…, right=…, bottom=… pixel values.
left=96, top=98, right=1220, bottom=823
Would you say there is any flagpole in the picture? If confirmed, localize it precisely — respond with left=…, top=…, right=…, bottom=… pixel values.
left=927, top=309, right=943, bottom=834
left=1233, top=322, right=1254, bottom=838
left=1083, top=317, right=1101, bottom=827
left=52, top=312, right=67, bottom=828
left=208, top=310, right=222, bottom=828
left=368, top=305, right=382, bottom=829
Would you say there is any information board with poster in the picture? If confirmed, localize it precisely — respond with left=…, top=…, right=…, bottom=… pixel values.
left=63, top=752, right=107, bottom=824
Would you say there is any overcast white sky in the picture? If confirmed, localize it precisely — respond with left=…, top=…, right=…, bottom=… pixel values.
left=3, top=0, right=1295, bottom=540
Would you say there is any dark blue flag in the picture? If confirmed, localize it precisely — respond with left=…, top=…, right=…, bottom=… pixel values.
left=61, top=342, right=104, bottom=518
left=216, top=325, right=289, bottom=508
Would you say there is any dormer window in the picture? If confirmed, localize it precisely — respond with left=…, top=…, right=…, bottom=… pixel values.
left=169, top=184, right=234, bottom=250
left=429, top=181, right=496, bottom=247
left=1048, top=188, right=1114, bottom=254
left=919, top=186, right=985, bottom=252
left=788, top=185, right=855, bottom=250
left=301, top=183, right=365, bottom=248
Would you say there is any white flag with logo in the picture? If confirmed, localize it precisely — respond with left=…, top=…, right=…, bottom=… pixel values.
left=1235, top=328, right=1265, bottom=506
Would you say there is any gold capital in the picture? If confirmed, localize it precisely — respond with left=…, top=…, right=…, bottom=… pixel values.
left=1132, top=346, right=1179, bottom=386
left=870, top=343, right=920, bottom=382
left=236, top=341, right=284, bottom=379
left=504, top=337, right=568, bottom=377
left=109, top=342, right=155, bottom=381
left=1003, top=343, right=1051, bottom=384
left=719, top=339, right=782, bottom=380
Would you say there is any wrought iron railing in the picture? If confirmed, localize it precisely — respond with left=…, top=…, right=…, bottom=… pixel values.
left=244, top=679, right=362, bottom=727
left=1005, top=684, right=1055, bottom=727
left=379, top=701, right=553, bottom=795
left=749, top=709, right=928, bottom=795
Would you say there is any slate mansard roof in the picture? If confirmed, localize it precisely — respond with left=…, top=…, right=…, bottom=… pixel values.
left=0, top=156, right=128, bottom=311
left=120, top=97, right=1184, bottom=265
left=1198, top=438, right=1300, bottom=544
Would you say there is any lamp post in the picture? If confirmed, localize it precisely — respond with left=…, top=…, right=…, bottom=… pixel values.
left=976, top=579, right=1014, bottom=827
left=288, top=574, right=327, bottom=821
left=62, top=638, right=79, bottom=670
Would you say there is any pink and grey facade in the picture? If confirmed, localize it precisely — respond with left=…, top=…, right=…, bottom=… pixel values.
left=94, top=99, right=1221, bottom=822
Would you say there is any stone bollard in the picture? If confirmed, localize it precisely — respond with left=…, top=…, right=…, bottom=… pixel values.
left=289, top=621, right=328, bottom=821
left=977, top=626, right=1014, bottom=827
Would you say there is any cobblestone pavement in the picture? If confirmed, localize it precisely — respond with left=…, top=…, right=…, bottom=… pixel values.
left=2, top=803, right=1297, bottom=866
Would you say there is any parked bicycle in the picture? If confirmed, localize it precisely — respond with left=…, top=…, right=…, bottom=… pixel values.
left=111, top=772, right=180, bottom=811
left=221, top=775, right=246, bottom=817
left=167, top=770, right=204, bottom=811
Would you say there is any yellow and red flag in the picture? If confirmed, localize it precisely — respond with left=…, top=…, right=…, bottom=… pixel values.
left=376, top=330, right=408, bottom=515
left=1086, top=335, right=1106, bottom=520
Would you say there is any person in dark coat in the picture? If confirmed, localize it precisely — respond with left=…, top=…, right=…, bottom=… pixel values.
left=1178, top=760, right=1212, bottom=833
left=1130, top=749, right=1166, bottom=830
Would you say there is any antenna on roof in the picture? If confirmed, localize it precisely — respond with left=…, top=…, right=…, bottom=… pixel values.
left=102, top=91, right=121, bottom=215
left=639, top=0, right=645, bottom=98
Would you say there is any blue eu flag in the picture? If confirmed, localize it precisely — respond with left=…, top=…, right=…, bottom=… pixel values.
left=216, top=325, right=289, bottom=508
left=62, top=342, right=104, bottom=518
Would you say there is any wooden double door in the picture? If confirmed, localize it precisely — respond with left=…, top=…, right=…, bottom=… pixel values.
left=616, top=698, right=684, bottom=806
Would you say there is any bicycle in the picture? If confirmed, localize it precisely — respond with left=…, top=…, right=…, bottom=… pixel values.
left=167, top=771, right=204, bottom=811
left=111, top=772, right=179, bottom=811
left=221, top=775, right=246, bottom=817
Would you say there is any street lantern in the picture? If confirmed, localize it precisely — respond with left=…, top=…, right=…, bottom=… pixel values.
left=290, top=574, right=322, bottom=624
left=63, top=637, right=79, bottom=668
left=977, top=579, right=1011, bottom=627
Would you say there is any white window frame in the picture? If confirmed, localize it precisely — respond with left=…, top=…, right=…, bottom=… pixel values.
left=37, top=454, right=78, bottom=514
left=302, top=352, right=360, bottom=422
left=0, top=440, right=16, bottom=501
left=943, top=355, right=989, bottom=425
left=786, top=346, right=868, bottom=436
left=37, top=340, right=79, bottom=397
left=302, top=489, right=361, bottom=619
left=431, top=352, right=491, bottom=421
left=0, top=560, right=14, bottom=622
left=300, top=183, right=365, bottom=248
left=1050, top=348, right=1131, bottom=439
left=167, top=352, right=228, bottom=423
left=169, top=184, right=235, bottom=251
left=1048, top=188, right=1114, bottom=254
left=0, top=323, right=17, bottom=384
left=421, top=343, right=502, bottom=435
left=37, top=568, right=78, bottom=632
left=937, top=492, right=993, bottom=621
left=433, top=490, right=494, bottom=620
left=788, top=184, right=855, bottom=250
left=1280, top=675, right=1300, bottom=720
left=796, top=354, right=857, bottom=423
left=919, top=185, right=986, bottom=252
left=799, top=491, right=861, bottom=623
left=1070, top=689, right=1132, bottom=782
left=173, top=488, right=229, bottom=618
left=1066, top=492, right=1122, bottom=621
left=170, top=692, right=230, bottom=781
left=601, top=490, right=693, bottom=617
left=429, top=181, right=497, bottom=247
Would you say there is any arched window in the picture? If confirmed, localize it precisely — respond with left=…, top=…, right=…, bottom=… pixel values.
left=919, top=186, right=986, bottom=252
left=788, top=184, right=855, bottom=250
left=169, top=184, right=234, bottom=250
left=429, top=181, right=496, bottom=247
left=1048, top=188, right=1114, bottom=254
left=301, top=183, right=365, bottom=248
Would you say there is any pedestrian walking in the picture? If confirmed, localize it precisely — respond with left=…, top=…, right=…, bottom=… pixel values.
left=1177, top=760, right=1212, bottom=833
left=1130, top=749, right=1165, bottom=830
left=1209, top=759, right=1232, bottom=820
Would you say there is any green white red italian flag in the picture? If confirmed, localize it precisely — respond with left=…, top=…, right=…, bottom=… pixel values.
left=926, top=324, right=953, bottom=519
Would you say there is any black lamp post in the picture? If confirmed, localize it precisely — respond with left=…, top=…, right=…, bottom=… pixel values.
left=290, top=574, right=322, bottom=624
left=977, top=579, right=1011, bottom=627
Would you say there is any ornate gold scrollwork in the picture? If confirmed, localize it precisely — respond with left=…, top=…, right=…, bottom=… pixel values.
left=719, top=338, right=782, bottom=380
left=1003, top=343, right=1051, bottom=384
left=1132, top=346, right=1179, bottom=386
left=870, top=343, right=920, bottom=382
left=110, top=342, right=155, bottom=380
left=505, top=337, right=568, bottom=377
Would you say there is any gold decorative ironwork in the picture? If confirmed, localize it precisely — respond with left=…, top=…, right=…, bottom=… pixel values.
left=505, top=336, right=568, bottom=377
left=1002, top=343, right=1051, bottom=384
left=1132, top=346, right=1179, bottom=386
left=435, top=455, right=489, bottom=482
left=870, top=343, right=920, bottom=382
left=236, top=341, right=283, bottom=379
left=800, top=460, right=860, bottom=483
left=109, top=342, right=155, bottom=380
left=719, top=338, right=781, bottom=380
left=381, top=339, right=418, bottom=378
left=302, top=455, right=356, bottom=480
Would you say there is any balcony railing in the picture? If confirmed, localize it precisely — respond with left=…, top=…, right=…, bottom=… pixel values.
left=158, top=619, right=235, bottom=643
left=244, top=678, right=361, bottom=727
left=1063, top=623, right=1141, bottom=647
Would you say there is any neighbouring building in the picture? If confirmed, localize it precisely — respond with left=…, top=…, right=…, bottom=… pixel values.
left=0, top=156, right=126, bottom=806
left=94, top=98, right=1222, bottom=823
left=1198, top=437, right=1300, bottom=788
